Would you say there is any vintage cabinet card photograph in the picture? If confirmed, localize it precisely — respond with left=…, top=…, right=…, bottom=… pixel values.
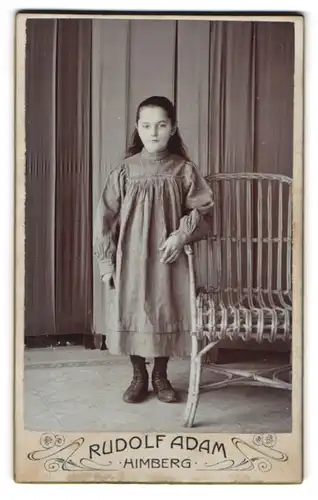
left=14, top=11, right=304, bottom=484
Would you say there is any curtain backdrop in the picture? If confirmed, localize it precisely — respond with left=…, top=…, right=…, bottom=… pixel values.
left=25, top=19, right=57, bottom=337
left=54, top=20, right=92, bottom=334
left=25, top=19, right=92, bottom=338
left=25, top=19, right=294, bottom=342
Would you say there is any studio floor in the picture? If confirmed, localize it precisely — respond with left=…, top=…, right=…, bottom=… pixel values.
left=24, top=346, right=292, bottom=433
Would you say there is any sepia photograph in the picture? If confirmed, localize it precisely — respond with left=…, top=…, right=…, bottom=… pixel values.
left=15, top=12, right=303, bottom=483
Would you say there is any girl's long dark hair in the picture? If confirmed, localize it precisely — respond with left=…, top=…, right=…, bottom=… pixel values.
left=125, top=96, right=190, bottom=161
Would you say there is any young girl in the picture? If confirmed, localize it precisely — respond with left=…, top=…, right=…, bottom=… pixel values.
left=93, top=96, right=214, bottom=405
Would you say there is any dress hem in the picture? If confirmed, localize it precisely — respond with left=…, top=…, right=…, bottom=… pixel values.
left=106, top=330, right=192, bottom=358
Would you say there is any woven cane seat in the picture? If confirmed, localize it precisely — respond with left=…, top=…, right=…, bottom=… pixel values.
left=195, top=288, right=292, bottom=343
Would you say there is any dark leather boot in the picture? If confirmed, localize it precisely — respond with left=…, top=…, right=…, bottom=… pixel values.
left=123, top=355, right=149, bottom=403
left=152, top=357, right=179, bottom=403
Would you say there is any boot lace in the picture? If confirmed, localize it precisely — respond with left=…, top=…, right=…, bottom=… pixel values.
left=153, top=374, right=173, bottom=392
left=129, top=369, right=148, bottom=390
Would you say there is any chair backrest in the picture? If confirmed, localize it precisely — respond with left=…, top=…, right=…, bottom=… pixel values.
left=194, top=172, right=292, bottom=312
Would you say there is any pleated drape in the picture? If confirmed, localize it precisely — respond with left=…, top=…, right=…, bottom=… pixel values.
left=25, top=19, right=92, bottom=339
left=25, top=20, right=57, bottom=337
left=254, top=22, right=294, bottom=176
left=55, top=20, right=92, bottom=334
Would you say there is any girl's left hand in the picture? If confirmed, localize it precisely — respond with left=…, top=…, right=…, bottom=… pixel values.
left=159, top=234, right=186, bottom=264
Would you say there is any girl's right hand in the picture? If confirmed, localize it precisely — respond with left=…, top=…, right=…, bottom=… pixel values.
left=102, top=273, right=115, bottom=289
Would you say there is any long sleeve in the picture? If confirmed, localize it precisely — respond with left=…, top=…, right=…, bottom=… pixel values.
left=174, top=162, right=214, bottom=243
left=93, top=164, right=126, bottom=277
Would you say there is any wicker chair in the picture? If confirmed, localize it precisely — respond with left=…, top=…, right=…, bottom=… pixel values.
left=183, top=172, right=292, bottom=428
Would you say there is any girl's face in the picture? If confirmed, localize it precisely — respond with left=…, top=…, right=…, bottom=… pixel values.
left=136, top=106, right=175, bottom=154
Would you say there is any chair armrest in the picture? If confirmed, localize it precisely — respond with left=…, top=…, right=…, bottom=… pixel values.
left=184, top=244, right=194, bottom=256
